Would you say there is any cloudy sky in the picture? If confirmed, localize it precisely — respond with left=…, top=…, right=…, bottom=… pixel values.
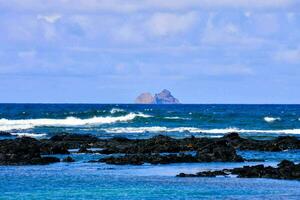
left=0, top=0, right=300, bottom=103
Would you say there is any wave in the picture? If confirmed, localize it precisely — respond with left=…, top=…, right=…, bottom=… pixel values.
left=10, top=133, right=47, bottom=138
left=110, top=108, right=126, bottom=114
left=264, top=117, right=281, bottom=123
left=102, top=127, right=300, bottom=135
left=0, top=112, right=151, bottom=131
left=164, top=116, right=190, bottom=120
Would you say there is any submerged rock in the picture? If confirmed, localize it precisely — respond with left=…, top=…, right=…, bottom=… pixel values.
left=177, top=160, right=300, bottom=180
left=0, top=131, right=12, bottom=137
left=62, top=156, right=75, bottom=162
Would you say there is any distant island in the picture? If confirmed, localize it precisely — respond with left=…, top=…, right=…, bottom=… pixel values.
left=135, top=89, right=180, bottom=104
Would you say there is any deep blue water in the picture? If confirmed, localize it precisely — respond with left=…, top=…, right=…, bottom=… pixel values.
left=1, top=104, right=300, bottom=199
left=1, top=104, right=300, bottom=139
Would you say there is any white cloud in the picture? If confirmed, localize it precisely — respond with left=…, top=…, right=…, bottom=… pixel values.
left=113, top=24, right=144, bottom=43
left=201, top=14, right=266, bottom=48
left=146, top=12, right=197, bottom=36
left=37, top=14, right=61, bottom=23
left=1, top=0, right=297, bottom=13
left=275, top=48, right=300, bottom=64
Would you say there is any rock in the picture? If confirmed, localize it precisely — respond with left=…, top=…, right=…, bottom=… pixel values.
left=62, top=156, right=75, bottom=162
left=98, top=140, right=244, bottom=165
left=0, top=131, right=12, bottom=137
left=99, top=153, right=197, bottom=165
left=177, top=170, right=228, bottom=177
left=177, top=160, right=300, bottom=180
left=196, top=140, right=244, bottom=162
left=40, top=143, right=70, bottom=155
left=135, top=92, right=155, bottom=104
left=0, top=137, right=59, bottom=165
left=50, top=133, right=98, bottom=143
left=78, top=146, right=93, bottom=153
left=154, top=89, right=180, bottom=104
left=135, top=89, right=180, bottom=104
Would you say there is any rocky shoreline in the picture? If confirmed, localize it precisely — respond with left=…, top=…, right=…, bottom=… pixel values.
left=1, top=132, right=300, bottom=180
left=177, top=160, right=300, bottom=180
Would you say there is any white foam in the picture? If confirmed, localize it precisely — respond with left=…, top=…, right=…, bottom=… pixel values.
left=10, top=133, right=47, bottom=138
left=110, top=108, right=125, bottom=114
left=102, top=127, right=300, bottom=135
left=0, top=112, right=151, bottom=131
left=165, top=116, right=190, bottom=120
left=264, top=116, right=281, bottom=123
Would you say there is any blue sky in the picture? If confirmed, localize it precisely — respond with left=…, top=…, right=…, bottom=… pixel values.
left=0, top=0, right=300, bottom=103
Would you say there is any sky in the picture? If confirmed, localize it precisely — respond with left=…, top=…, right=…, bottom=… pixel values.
left=0, top=0, right=300, bottom=104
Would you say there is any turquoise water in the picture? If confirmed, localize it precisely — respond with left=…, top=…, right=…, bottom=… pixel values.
left=1, top=150, right=300, bottom=199
left=1, top=104, right=300, bottom=199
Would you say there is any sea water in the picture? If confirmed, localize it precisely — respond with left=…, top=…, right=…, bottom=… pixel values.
left=0, top=104, right=300, bottom=199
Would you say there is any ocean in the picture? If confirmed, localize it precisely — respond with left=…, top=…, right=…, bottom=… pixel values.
left=1, top=104, right=300, bottom=199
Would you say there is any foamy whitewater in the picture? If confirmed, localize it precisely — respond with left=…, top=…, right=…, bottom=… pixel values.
left=0, top=104, right=300, bottom=138
left=0, top=112, right=151, bottom=132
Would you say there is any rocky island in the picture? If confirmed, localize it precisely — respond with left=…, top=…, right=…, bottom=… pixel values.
left=135, top=89, right=180, bottom=104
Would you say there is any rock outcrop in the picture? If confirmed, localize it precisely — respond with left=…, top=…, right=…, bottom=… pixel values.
left=154, top=89, right=180, bottom=104
left=0, top=137, right=60, bottom=165
left=135, top=92, right=155, bottom=104
left=177, top=160, right=300, bottom=180
left=135, top=89, right=180, bottom=104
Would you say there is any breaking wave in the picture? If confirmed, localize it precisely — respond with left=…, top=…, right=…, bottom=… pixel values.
left=10, top=133, right=47, bottom=138
left=264, top=117, right=281, bottom=123
left=0, top=112, right=151, bottom=131
left=102, top=127, right=300, bottom=135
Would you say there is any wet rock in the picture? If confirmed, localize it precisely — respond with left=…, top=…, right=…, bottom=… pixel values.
left=196, top=140, right=244, bottom=162
left=78, top=146, right=93, bottom=153
left=62, top=156, right=75, bottom=162
left=40, top=143, right=70, bottom=155
left=0, top=131, right=12, bottom=137
left=177, top=170, right=228, bottom=177
left=99, top=153, right=197, bottom=165
left=50, top=133, right=98, bottom=143
left=99, top=141, right=244, bottom=165
left=0, top=137, right=59, bottom=165
left=177, top=160, right=300, bottom=180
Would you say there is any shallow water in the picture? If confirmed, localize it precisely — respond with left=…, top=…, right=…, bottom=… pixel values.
left=1, top=150, right=300, bottom=199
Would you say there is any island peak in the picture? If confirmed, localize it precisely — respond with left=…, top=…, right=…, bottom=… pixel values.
left=135, top=89, right=180, bottom=104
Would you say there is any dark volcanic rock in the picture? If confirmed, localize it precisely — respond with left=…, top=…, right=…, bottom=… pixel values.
left=0, top=137, right=60, bottom=165
left=98, top=140, right=243, bottom=165
left=40, top=143, right=70, bottom=155
left=50, top=133, right=98, bottom=143
left=95, top=133, right=300, bottom=157
left=62, top=156, right=75, bottom=162
left=197, top=140, right=244, bottom=162
left=177, top=170, right=228, bottom=177
left=0, top=131, right=12, bottom=137
left=99, top=153, right=197, bottom=165
left=177, top=160, right=300, bottom=180
left=78, top=146, right=93, bottom=153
